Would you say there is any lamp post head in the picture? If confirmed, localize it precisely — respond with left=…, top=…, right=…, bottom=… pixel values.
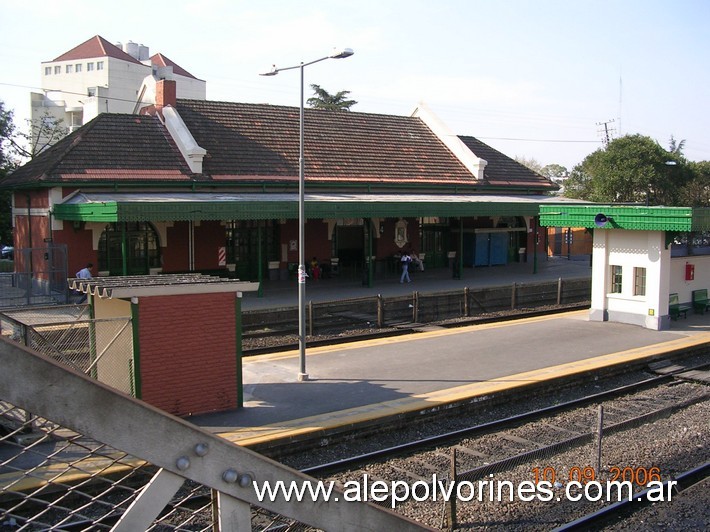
left=330, top=47, right=354, bottom=59
left=259, top=65, right=279, bottom=76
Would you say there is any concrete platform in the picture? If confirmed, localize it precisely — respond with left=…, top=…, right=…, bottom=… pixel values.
left=190, top=308, right=710, bottom=447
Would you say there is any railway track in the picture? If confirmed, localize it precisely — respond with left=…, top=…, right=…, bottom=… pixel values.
left=296, top=362, right=710, bottom=529
left=2, top=352, right=707, bottom=530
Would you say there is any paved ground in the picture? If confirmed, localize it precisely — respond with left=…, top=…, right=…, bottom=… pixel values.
left=189, top=303, right=710, bottom=445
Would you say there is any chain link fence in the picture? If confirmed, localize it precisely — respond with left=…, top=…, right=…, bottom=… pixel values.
left=0, top=305, right=134, bottom=395
left=0, top=339, right=417, bottom=531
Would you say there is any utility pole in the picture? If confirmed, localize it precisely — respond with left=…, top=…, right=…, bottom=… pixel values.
left=596, top=119, right=616, bottom=147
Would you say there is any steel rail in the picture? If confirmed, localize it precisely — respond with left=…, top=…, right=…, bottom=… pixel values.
left=303, top=361, right=709, bottom=476
left=554, top=462, right=710, bottom=531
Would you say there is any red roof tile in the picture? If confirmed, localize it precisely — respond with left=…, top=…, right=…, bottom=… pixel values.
left=150, top=53, right=199, bottom=80
left=49, top=35, right=142, bottom=64
left=3, top=114, right=192, bottom=186
left=175, top=100, right=476, bottom=186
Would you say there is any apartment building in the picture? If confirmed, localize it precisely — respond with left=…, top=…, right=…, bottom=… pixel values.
left=32, top=35, right=205, bottom=139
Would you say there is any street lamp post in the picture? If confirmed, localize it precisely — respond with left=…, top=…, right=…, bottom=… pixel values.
left=260, top=48, right=354, bottom=381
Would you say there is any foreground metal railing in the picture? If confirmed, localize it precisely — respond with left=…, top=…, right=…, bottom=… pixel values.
left=0, top=338, right=427, bottom=531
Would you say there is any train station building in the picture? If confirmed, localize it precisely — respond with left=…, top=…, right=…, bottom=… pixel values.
left=3, top=79, right=582, bottom=290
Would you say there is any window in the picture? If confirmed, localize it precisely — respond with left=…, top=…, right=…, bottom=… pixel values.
left=44, top=66, right=51, bottom=75
left=54, top=65, right=61, bottom=74
left=96, top=61, right=104, bottom=70
left=98, top=222, right=160, bottom=275
left=634, top=267, right=646, bottom=296
left=65, top=65, right=73, bottom=74
left=87, top=62, right=94, bottom=71
left=610, top=265, right=623, bottom=294
left=75, top=63, right=82, bottom=73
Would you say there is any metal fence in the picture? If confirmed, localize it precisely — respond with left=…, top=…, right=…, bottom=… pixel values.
left=0, top=245, right=69, bottom=309
left=243, top=277, right=592, bottom=334
left=0, top=305, right=134, bottom=395
left=0, top=338, right=423, bottom=531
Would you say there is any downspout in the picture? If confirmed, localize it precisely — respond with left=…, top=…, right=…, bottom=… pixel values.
left=23, top=193, right=33, bottom=305
left=235, top=292, right=243, bottom=408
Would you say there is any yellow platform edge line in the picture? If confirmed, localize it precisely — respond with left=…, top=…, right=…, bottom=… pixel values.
left=224, top=331, right=710, bottom=446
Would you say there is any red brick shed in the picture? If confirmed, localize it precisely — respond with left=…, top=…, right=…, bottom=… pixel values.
left=69, top=274, right=259, bottom=416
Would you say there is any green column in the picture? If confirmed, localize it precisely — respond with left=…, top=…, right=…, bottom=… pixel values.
left=121, top=222, right=128, bottom=276
left=257, top=225, right=263, bottom=298
left=368, top=219, right=374, bottom=288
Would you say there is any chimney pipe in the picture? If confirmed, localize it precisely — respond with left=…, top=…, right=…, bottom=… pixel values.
left=156, top=79, right=177, bottom=109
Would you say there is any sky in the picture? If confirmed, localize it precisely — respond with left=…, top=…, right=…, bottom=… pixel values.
left=1, top=0, right=709, bottom=170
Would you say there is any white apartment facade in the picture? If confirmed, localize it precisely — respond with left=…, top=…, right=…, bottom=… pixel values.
left=32, top=35, right=205, bottom=139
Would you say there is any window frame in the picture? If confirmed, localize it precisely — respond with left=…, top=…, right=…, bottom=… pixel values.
left=633, top=267, right=646, bottom=296
left=610, top=265, right=623, bottom=294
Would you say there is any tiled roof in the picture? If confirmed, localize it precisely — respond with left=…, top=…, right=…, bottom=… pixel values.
left=459, top=136, right=556, bottom=190
left=2, top=114, right=193, bottom=186
left=2, top=100, right=556, bottom=193
left=150, top=53, right=199, bottom=80
left=49, top=35, right=142, bottom=64
left=175, top=100, right=476, bottom=186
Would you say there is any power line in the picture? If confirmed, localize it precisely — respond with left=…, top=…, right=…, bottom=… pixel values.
left=477, top=136, right=601, bottom=144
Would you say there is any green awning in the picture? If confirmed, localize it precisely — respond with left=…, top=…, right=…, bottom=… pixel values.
left=54, top=192, right=587, bottom=222
left=538, top=204, right=709, bottom=232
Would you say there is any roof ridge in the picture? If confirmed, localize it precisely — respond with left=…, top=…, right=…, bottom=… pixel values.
left=50, top=35, right=142, bottom=64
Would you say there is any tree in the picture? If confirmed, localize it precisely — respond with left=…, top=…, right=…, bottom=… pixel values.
left=12, top=110, right=68, bottom=159
left=669, top=135, right=686, bottom=155
left=0, top=101, right=17, bottom=245
left=306, top=84, right=357, bottom=111
left=540, top=164, right=568, bottom=179
left=562, top=134, right=688, bottom=206
left=514, top=156, right=543, bottom=174
left=680, top=161, right=710, bottom=207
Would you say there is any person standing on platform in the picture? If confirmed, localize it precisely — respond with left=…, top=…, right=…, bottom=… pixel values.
left=75, top=262, right=93, bottom=303
left=400, top=252, right=412, bottom=283
left=310, top=257, right=321, bottom=280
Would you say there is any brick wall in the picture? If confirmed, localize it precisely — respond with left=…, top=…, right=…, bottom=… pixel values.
left=137, top=292, right=237, bottom=416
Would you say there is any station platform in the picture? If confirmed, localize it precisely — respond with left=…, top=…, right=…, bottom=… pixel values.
left=191, top=302, right=710, bottom=448
left=240, top=256, right=593, bottom=311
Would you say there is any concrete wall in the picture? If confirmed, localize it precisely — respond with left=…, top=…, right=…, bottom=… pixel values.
left=590, top=229, right=670, bottom=330
left=670, top=254, right=710, bottom=304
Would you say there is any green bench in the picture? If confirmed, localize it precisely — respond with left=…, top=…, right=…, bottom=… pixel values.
left=669, top=293, right=691, bottom=320
left=692, top=289, right=710, bottom=314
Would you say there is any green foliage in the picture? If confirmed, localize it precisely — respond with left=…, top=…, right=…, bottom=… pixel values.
left=306, top=84, right=357, bottom=111
left=680, top=161, right=710, bottom=207
left=540, top=163, right=568, bottom=179
left=563, top=134, right=688, bottom=206
left=0, top=101, right=16, bottom=245
left=514, top=156, right=543, bottom=174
